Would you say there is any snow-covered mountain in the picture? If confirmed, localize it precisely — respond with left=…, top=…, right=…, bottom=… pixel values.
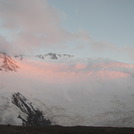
left=0, top=52, right=134, bottom=127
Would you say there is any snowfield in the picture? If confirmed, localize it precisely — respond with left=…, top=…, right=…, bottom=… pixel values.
left=0, top=52, right=134, bottom=127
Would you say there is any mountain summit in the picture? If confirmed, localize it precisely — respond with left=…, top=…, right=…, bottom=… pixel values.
left=0, top=53, right=19, bottom=72
left=36, top=53, right=74, bottom=60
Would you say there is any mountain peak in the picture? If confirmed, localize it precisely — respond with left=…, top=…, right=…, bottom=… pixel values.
left=0, top=52, right=19, bottom=72
left=36, top=53, right=74, bottom=60
left=14, top=55, right=24, bottom=60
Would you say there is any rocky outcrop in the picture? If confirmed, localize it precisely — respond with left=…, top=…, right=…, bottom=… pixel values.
left=12, top=92, right=51, bottom=126
left=36, top=53, right=74, bottom=60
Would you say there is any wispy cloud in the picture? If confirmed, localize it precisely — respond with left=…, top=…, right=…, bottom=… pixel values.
left=123, top=46, right=134, bottom=60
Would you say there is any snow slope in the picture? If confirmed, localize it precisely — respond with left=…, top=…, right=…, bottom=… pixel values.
left=0, top=52, right=134, bottom=127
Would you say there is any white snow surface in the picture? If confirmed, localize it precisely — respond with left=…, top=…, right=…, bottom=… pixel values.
left=0, top=53, right=134, bottom=127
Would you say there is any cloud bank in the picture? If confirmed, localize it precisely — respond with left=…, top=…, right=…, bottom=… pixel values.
left=0, top=0, right=91, bottom=54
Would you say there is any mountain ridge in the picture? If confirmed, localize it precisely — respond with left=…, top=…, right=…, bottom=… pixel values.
left=12, top=92, right=51, bottom=126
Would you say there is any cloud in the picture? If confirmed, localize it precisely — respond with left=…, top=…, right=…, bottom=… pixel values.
left=0, top=0, right=132, bottom=63
left=16, top=58, right=131, bottom=85
left=0, top=0, right=91, bottom=54
left=91, top=41, right=117, bottom=51
left=123, top=46, right=134, bottom=60
left=0, top=36, right=11, bottom=53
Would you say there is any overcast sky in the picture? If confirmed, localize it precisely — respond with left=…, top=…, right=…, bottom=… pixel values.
left=0, top=0, right=134, bottom=63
